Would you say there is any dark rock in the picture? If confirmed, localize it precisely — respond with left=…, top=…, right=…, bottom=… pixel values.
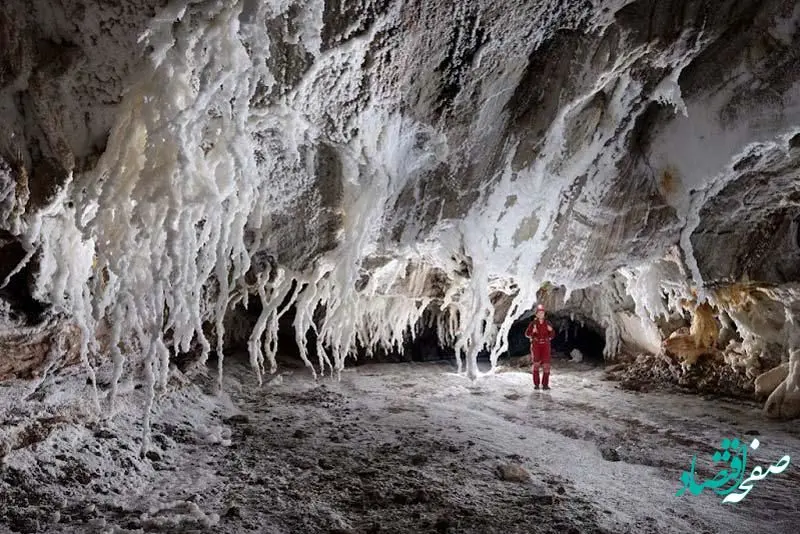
left=560, top=428, right=580, bottom=439
left=225, top=414, right=250, bottom=425
left=154, top=423, right=193, bottom=444
left=410, top=454, right=427, bottom=466
left=93, top=429, right=116, bottom=440
left=145, top=450, right=161, bottom=462
left=531, top=489, right=555, bottom=505
left=152, top=463, right=174, bottom=471
left=434, top=516, right=451, bottom=533
left=600, top=447, right=621, bottom=462
left=391, top=492, right=408, bottom=505
left=411, top=489, right=431, bottom=504
left=318, top=458, right=334, bottom=470
left=744, top=429, right=760, bottom=435
left=223, top=505, right=241, bottom=519
left=293, top=429, right=307, bottom=439
left=8, top=516, right=39, bottom=534
left=150, top=433, right=171, bottom=448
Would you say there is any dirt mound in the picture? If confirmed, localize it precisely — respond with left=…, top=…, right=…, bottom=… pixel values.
left=604, top=353, right=755, bottom=398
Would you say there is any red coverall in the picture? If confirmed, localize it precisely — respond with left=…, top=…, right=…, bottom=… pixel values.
left=525, top=319, right=555, bottom=388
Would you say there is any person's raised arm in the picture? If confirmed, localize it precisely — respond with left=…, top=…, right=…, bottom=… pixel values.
left=525, top=321, right=534, bottom=338
left=547, top=322, right=555, bottom=340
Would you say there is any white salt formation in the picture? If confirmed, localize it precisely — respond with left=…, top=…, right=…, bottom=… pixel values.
left=0, top=0, right=798, bottom=429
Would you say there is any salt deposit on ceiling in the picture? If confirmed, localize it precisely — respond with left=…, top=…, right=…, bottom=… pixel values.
left=0, top=0, right=799, bottom=432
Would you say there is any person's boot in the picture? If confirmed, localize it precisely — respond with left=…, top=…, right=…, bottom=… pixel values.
left=532, top=367, right=540, bottom=390
left=542, top=372, right=550, bottom=390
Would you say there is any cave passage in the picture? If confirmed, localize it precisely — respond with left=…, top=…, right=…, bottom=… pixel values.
left=235, top=299, right=607, bottom=367
left=549, top=314, right=606, bottom=362
left=504, top=313, right=606, bottom=363
left=234, top=300, right=453, bottom=366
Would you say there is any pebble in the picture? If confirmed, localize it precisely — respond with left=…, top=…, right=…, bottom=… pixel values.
left=496, top=463, right=530, bottom=482
left=600, top=447, right=621, bottom=462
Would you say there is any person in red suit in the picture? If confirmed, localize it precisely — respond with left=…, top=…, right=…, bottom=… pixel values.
left=525, top=304, right=555, bottom=390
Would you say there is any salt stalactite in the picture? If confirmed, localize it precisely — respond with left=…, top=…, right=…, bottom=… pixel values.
left=489, top=283, right=537, bottom=370
left=22, top=183, right=101, bottom=411
left=289, top=106, right=446, bottom=377
left=247, top=268, right=292, bottom=386
left=598, top=285, right=622, bottom=360
left=17, top=0, right=790, bottom=437
left=71, top=0, right=281, bottom=452
left=450, top=31, right=709, bottom=371
left=292, top=268, right=328, bottom=378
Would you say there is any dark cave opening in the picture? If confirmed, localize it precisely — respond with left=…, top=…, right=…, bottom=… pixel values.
left=226, top=290, right=455, bottom=367
left=278, top=304, right=455, bottom=366
left=223, top=293, right=606, bottom=368
left=0, top=230, right=49, bottom=325
left=503, top=312, right=606, bottom=364
left=549, top=314, right=606, bottom=363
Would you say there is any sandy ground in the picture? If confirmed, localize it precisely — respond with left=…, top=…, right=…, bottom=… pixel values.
left=0, top=356, right=798, bottom=534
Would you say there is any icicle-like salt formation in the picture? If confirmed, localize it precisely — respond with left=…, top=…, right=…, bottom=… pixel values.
left=15, top=0, right=798, bottom=440
left=16, top=0, right=593, bottom=398
left=22, top=0, right=463, bottom=434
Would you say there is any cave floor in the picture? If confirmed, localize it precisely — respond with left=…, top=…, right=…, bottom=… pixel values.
left=1, top=358, right=799, bottom=534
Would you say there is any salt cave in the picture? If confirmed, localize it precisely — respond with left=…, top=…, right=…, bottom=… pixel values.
left=1, top=0, right=800, bottom=532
